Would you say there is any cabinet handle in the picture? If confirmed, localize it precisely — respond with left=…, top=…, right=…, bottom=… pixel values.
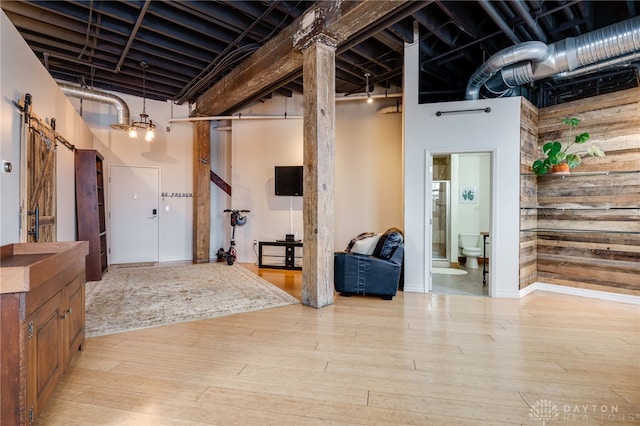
left=67, top=308, right=73, bottom=313
left=61, top=314, right=68, bottom=319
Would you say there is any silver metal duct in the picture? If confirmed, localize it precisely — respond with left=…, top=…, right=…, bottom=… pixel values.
left=466, top=16, right=640, bottom=100
left=58, top=83, right=131, bottom=130
left=555, top=51, right=640, bottom=79
left=465, top=41, right=549, bottom=99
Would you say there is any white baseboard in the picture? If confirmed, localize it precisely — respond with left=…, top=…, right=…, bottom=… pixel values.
left=403, top=285, right=427, bottom=293
left=520, top=282, right=640, bottom=305
left=494, top=289, right=521, bottom=298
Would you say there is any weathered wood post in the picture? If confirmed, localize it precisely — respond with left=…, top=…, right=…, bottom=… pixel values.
left=193, top=121, right=211, bottom=263
left=294, top=28, right=337, bottom=308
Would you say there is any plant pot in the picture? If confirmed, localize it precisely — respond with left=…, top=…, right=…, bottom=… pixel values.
left=551, top=163, right=570, bottom=174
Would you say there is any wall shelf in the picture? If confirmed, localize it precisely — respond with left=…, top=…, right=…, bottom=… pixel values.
left=521, top=206, right=639, bottom=210
left=75, top=149, right=108, bottom=281
left=521, top=170, right=640, bottom=177
left=520, top=228, right=639, bottom=235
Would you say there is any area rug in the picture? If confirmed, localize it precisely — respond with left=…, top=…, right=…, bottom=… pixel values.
left=432, top=267, right=468, bottom=275
left=85, top=263, right=299, bottom=337
left=113, top=262, right=156, bottom=268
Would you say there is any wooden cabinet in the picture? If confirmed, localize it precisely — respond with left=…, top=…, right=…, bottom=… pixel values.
left=26, top=290, right=65, bottom=423
left=75, top=149, right=108, bottom=281
left=64, top=273, right=85, bottom=366
left=0, top=241, right=89, bottom=426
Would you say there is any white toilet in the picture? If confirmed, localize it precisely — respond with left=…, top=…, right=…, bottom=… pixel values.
left=458, top=233, right=482, bottom=269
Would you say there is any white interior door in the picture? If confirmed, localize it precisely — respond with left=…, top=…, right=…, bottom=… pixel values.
left=109, top=165, right=159, bottom=264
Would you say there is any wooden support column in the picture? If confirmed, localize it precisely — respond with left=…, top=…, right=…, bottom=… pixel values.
left=300, top=35, right=336, bottom=308
left=193, top=121, right=210, bottom=263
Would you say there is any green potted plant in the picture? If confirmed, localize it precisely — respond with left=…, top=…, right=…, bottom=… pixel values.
left=532, top=117, right=605, bottom=175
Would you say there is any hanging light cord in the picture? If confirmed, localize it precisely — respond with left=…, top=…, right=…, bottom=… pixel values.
left=129, top=61, right=155, bottom=141
left=141, top=61, right=148, bottom=116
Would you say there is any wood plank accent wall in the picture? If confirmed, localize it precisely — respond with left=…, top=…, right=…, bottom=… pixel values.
left=523, top=87, right=640, bottom=295
left=519, top=98, right=539, bottom=289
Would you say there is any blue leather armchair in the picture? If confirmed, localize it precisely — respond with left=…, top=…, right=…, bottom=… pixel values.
left=334, top=229, right=404, bottom=300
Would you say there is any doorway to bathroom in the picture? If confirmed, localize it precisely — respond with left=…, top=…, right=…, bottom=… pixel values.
left=430, top=153, right=491, bottom=297
left=431, top=179, right=450, bottom=268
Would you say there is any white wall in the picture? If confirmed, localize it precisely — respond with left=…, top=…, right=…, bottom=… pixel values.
left=453, top=153, right=491, bottom=259
left=404, top=38, right=522, bottom=298
left=229, top=94, right=403, bottom=263
left=68, top=93, right=193, bottom=263
left=2, top=9, right=403, bottom=265
left=231, top=117, right=304, bottom=264
left=335, top=100, right=404, bottom=248
left=1, top=8, right=193, bottom=258
left=0, top=11, right=98, bottom=245
left=73, top=89, right=402, bottom=265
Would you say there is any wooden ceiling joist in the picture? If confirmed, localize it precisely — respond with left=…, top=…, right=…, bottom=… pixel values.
left=194, top=0, right=409, bottom=116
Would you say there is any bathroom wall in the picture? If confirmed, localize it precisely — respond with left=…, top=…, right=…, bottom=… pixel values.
left=454, top=153, right=491, bottom=258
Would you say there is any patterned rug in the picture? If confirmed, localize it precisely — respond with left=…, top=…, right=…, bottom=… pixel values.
left=85, top=263, right=299, bottom=337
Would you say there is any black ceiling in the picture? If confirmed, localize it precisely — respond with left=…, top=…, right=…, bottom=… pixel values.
left=2, top=1, right=639, bottom=112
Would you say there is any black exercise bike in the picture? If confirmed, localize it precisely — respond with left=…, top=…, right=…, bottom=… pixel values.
left=216, top=209, right=250, bottom=265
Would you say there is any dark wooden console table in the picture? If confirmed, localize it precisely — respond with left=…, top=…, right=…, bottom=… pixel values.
left=258, top=240, right=303, bottom=270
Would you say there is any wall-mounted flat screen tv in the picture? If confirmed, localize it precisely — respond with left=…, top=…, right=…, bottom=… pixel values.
left=275, top=166, right=303, bottom=196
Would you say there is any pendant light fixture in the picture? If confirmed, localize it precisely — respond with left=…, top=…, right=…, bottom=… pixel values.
left=364, top=72, right=373, bottom=104
left=129, top=61, right=155, bottom=141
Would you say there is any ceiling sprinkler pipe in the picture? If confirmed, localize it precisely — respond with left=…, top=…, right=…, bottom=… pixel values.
left=512, top=0, right=548, bottom=43
left=58, top=83, right=130, bottom=130
left=478, top=0, right=521, bottom=44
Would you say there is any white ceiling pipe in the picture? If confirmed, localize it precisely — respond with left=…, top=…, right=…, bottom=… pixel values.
left=335, top=92, right=403, bottom=102
left=168, top=115, right=303, bottom=123
left=169, top=93, right=403, bottom=123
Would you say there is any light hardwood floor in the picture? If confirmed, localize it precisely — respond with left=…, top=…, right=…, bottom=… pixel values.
left=38, top=264, right=639, bottom=425
left=431, top=265, right=488, bottom=297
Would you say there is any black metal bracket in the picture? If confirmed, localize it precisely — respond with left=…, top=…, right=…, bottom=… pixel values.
left=14, top=95, right=75, bottom=151
left=436, top=107, right=491, bottom=116
left=27, top=205, right=39, bottom=242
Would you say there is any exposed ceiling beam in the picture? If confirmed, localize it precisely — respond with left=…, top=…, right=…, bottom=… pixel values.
left=194, top=0, right=409, bottom=116
left=115, top=0, right=150, bottom=72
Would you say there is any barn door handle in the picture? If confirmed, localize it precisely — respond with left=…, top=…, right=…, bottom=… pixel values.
left=28, top=205, right=39, bottom=242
